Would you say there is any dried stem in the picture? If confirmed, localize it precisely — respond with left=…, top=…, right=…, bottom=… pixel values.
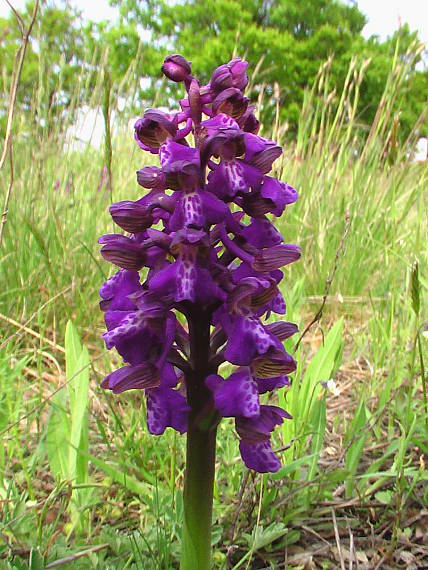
left=0, top=0, right=39, bottom=245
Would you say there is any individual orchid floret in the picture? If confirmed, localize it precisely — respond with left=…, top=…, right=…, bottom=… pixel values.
left=210, top=57, right=249, bottom=94
left=212, top=87, right=249, bottom=119
left=134, top=109, right=177, bottom=153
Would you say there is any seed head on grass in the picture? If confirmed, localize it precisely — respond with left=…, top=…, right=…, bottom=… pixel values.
left=99, top=54, right=300, bottom=473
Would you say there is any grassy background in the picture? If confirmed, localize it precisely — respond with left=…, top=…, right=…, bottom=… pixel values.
left=0, top=41, right=427, bottom=569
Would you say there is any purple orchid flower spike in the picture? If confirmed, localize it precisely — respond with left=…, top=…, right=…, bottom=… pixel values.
left=98, top=54, right=301, bottom=570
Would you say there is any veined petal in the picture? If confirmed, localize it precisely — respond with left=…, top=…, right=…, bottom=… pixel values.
left=101, top=362, right=159, bottom=393
left=265, top=321, right=298, bottom=340
left=252, top=244, right=302, bottom=272
left=253, top=347, right=297, bottom=378
left=244, top=133, right=282, bottom=173
left=135, top=110, right=177, bottom=151
left=212, top=88, right=249, bottom=119
left=99, top=234, right=146, bottom=271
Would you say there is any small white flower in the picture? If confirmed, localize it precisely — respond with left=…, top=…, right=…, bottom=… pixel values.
left=326, top=378, right=340, bottom=396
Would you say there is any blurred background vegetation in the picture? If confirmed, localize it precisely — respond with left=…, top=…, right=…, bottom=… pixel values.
left=1, top=0, right=427, bottom=144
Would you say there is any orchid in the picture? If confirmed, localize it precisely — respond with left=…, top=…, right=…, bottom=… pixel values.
left=99, top=54, right=300, bottom=569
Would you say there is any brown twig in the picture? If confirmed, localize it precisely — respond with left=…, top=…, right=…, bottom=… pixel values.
left=294, top=210, right=351, bottom=351
left=332, top=508, right=346, bottom=570
left=0, top=313, right=65, bottom=353
left=45, top=543, right=109, bottom=569
left=0, top=0, right=40, bottom=245
left=230, top=471, right=249, bottom=542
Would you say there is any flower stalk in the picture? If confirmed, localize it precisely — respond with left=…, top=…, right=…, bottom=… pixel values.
left=181, top=308, right=217, bottom=568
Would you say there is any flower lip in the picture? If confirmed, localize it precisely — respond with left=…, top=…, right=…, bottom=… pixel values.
left=161, top=54, right=191, bottom=82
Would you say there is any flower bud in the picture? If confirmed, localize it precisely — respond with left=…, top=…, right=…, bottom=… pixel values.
left=136, top=166, right=166, bottom=190
left=161, top=54, right=191, bottom=82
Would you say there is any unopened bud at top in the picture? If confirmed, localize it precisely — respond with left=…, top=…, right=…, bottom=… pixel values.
left=161, top=54, right=192, bottom=83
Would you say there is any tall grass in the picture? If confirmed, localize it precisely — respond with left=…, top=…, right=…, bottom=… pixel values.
left=0, top=36, right=427, bottom=568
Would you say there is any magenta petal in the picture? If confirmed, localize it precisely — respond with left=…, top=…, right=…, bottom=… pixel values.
left=160, top=139, right=200, bottom=169
left=256, top=375, right=290, bottom=394
left=260, top=176, right=298, bottom=216
left=223, top=316, right=279, bottom=366
left=206, top=368, right=260, bottom=418
left=241, top=217, right=283, bottom=248
left=100, top=270, right=141, bottom=312
left=239, top=440, right=281, bottom=473
left=146, top=364, right=189, bottom=435
left=236, top=405, right=290, bottom=442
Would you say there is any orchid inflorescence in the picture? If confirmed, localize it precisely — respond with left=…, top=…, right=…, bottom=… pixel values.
left=99, top=54, right=300, bottom=473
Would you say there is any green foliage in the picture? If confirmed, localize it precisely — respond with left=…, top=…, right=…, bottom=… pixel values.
left=0, top=1, right=90, bottom=137
left=46, top=320, right=90, bottom=533
left=102, top=0, right=427, bottom=141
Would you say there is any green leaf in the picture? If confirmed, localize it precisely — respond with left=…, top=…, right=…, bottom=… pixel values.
left=300, top=318, right=343, bottom=424
left=246, top=522, right=288, bottom=550
left=84, top=451, right=153, bottom=498
left=68, top=348, right=90, bottom=483
left=307, top=392, right=327, bottom=482
left=410, top=260, right=420, bottom=316
left=46, top=390, right=71, bottom=481
left=28, top=548, right=45, bottom=570
left=63, top=321, right=90, bottom=484
left=345, top=401, right=367, bottom=497
left=375, top=490, right=393, bottom=505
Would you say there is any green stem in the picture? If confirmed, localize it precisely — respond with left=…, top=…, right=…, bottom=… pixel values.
left=181, top=423, right=217, bottom=569
left=180, top=307, right=217, bottom=570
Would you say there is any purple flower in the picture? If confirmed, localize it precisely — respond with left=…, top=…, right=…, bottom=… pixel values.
left=99, top=55, right=301, bottom=473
